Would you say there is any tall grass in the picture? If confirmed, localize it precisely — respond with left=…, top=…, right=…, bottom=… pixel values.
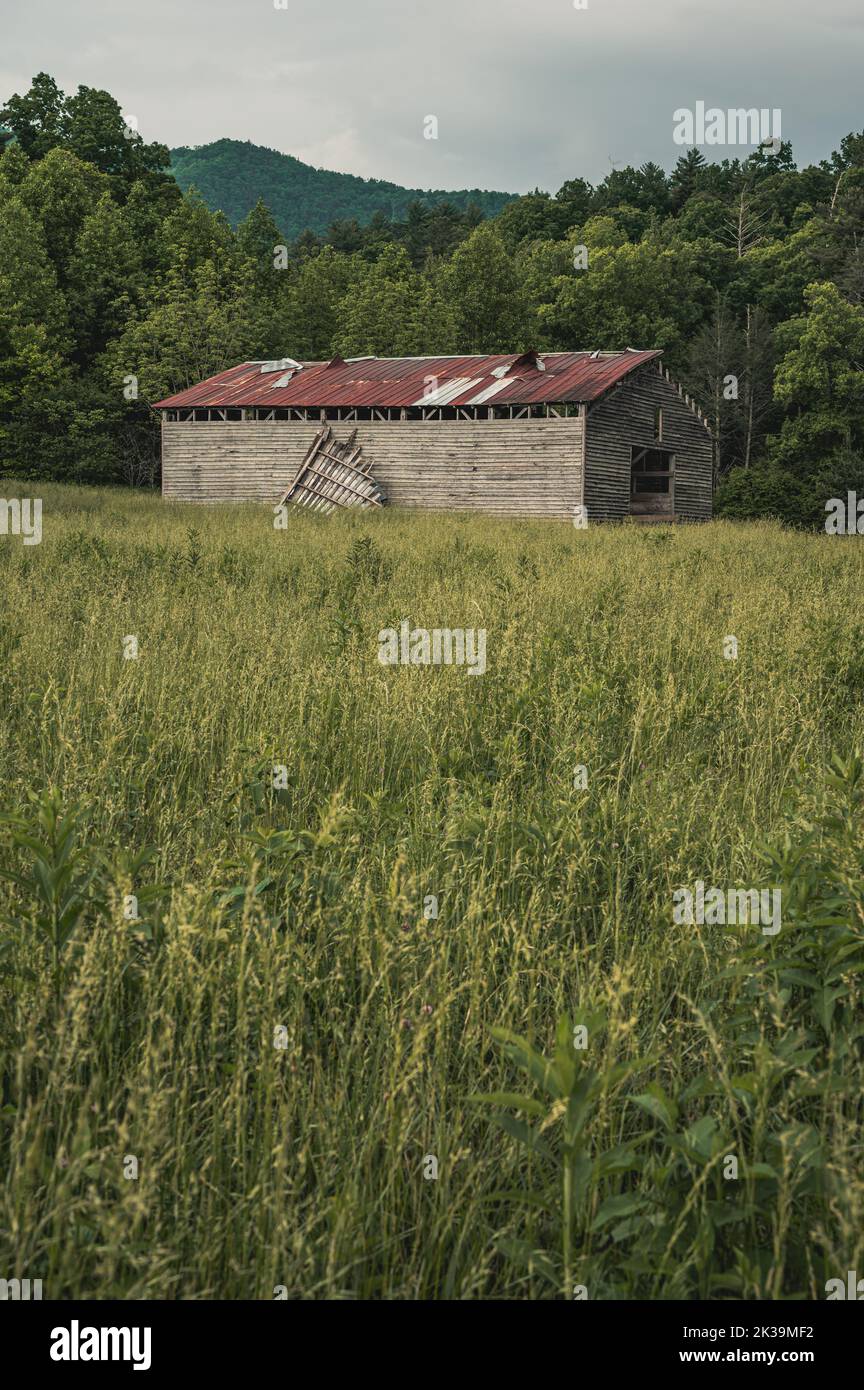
left=1, top=482, right=863, bottom=1299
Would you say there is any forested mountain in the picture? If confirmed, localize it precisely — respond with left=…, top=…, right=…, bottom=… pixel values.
left=170, top=138, right=516, bottom=237
left=2, top=72, right=864, bottom=524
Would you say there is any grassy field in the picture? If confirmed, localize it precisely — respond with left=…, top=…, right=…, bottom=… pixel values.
left=1, top=482, right=863, bottom=1300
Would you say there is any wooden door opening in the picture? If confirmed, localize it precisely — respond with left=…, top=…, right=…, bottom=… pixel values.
left=630, top=445, right=674, bottom=517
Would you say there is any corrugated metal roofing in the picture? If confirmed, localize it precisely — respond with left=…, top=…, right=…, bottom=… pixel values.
left=154, top=349, right=663, bottom=411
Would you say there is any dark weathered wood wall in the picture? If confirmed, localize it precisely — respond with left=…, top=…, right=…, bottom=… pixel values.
left=161, top=417, right=585, bottom=518
left=584, top=366, right=713, bottom=521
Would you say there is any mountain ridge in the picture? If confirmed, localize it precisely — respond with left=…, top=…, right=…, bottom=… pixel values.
left=170, top=137, right=517, bottom=239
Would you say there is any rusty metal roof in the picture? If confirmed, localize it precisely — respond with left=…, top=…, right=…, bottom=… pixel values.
left=154, top=350, right=663, bottom=410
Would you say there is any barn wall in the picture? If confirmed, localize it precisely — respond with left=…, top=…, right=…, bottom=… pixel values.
left=161, top=416, right=584, bottom=518
left=583, top=367, right=713, bottom=521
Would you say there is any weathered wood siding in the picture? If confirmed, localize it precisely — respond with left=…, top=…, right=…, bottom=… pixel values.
left=161, top=417, right=584, bottom=518
left=583, top=366, right=713, bottom=521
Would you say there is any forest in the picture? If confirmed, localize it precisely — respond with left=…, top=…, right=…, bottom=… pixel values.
left=2, top=72, right=864, bottom=525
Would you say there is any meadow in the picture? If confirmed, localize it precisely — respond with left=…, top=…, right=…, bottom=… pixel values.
left=1, top=483, right=863, bottom=1300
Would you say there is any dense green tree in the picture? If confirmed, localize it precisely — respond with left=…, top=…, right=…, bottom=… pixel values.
left=17, top=148, right=108, bottom=286
left=237, top=200, right=288, bottom=282
left=284, top=247, right=364, bottom=358
left=65, top=194, right=144, bottom=363
left=516, top=238, right=578, bottom=348
left=594, top=162, right=670, bottom=216
left=736, top=223, right=822, bottom=320
left=441, top=223, right=531, bottom=353
left=400, top=201, right=472, bottom=264
left=828, top=129, right=864, bottom=172
left=159, top=189, right=238, bottom=275
left=0, top=142, right=30, bottom=189
left=0, top=196, right=77, bottom=478
left=808, top=172, right=864, bottom=306
left=100, top=256, right=259, bottom=404
left=768, top=281, right=864, bottom=471
left=554, top=177, right=594, bottom=230
left=122, top=179, right=176, bottom=279
left=64, top=84, right=171, bottom=185
left=495, top=192, right=565, bottom=250
left=675, top=193, right=729, bottom=243
left=1, top=73, right=173, bottom=199
left=0, top=72, right=67, bottom=159
left=596, top=203, right=655, bottom=243
left=234, top=198, right=295, bottom=355
left=0, top=196, right=70, bottom=379
left=670, top=149, right=708, bottom=212
left=333, top=245, right=456, bottom=357
left=326, top=218, right=366, bottom=254
left=541, top=234, right=706, bottom=366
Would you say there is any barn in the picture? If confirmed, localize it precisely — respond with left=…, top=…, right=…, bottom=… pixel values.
left=154, top=350, right=713, bottom=522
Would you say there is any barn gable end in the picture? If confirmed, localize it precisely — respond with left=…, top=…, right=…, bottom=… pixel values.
left=584, top=363, right=713, bottom=522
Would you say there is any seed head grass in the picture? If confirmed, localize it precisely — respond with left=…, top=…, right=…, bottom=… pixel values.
left=1, top=484, right=863, bottom=1298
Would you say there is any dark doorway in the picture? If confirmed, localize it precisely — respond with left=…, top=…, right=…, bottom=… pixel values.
left=630, top=446, right=674, bottom=516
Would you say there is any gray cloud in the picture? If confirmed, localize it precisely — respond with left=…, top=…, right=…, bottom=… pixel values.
left=2, top=0, right=862, bottom=192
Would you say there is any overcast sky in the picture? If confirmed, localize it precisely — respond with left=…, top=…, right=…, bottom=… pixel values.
left=2, top=0, right=862, bottom=193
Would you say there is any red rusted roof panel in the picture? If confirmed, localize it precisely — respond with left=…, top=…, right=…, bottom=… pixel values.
left=154, top=351, right=662, bottom=410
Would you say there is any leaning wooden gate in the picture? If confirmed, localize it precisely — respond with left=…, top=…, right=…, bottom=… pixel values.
left=277, top=426, right=385, bottom=514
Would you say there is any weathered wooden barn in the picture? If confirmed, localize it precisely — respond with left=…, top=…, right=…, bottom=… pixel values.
left=155, top=350, right=713, bottom=521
